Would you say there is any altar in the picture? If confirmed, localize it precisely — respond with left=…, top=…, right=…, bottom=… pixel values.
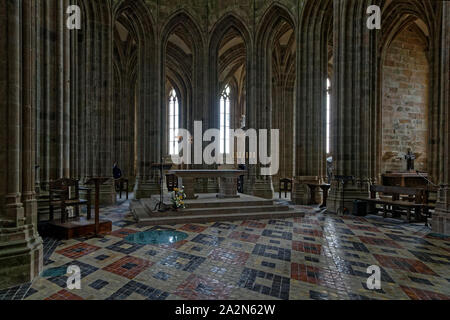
left=168, top=170, right=244, bottom=199
left=382, top=172, right=429, bottom=188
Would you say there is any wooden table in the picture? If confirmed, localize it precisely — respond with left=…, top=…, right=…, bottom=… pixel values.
left=168, top=170, right=245, bottom=199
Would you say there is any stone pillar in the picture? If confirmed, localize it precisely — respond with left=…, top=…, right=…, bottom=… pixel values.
left=35, top=0, right=72, bottom=191
left=251, top=20, right=275, bottom=200
left=77, top=2, right=116, bottom=204
left=134, top=16, right=159, bottom=199
left=0, top=0, right=43, bottom=289
left=434, top=1, right=450, bottom=235
left=292, top=0, right=331, bottom=205
left=326, top=0, right=378, bottom=213
left=99, top=5, right=115, bottom=205
left=22, top=0, right=37, bottom=225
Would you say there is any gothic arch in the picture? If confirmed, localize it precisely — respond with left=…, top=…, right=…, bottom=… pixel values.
left=377, top=0, right=442, bottom=183
left=112, top=0, right=157, bottom=186
left=256, top=3, right=297, bottom=190
left=160, top=10, right=204, bottom=152
left=208, top=13, right=253, bottom=130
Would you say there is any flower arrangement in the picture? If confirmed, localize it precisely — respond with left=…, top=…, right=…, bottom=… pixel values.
left=171, top=187, right=186, bottom=210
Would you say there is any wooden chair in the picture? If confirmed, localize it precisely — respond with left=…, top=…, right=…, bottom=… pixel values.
left=115, top=177, right=129, bottom=200
left=279, top=178, right=293, bottom=198
left=166, top=174, right=178, bottom=192
left=49, top=178, right=92, bottom=223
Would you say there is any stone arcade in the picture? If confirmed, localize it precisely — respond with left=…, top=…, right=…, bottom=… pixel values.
left=0, top=0, right=449, bottom=300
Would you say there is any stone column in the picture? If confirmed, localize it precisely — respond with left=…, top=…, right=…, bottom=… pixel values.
left=251, top=21, right=275, bottom=200
left=134, top=22, right=160, bottom=199
left=326, top=0, right=379, bottom=213
left=77, top=2, right=115, bottom=204
left=242, top=47, right=258, bottom=197
left=292, top=0, right=332, bottom=205
left=0, top=0, right=43, bottom=290
left=98, top=7, right=115, bottom=205
left=22, top=0, right=36, bottom=225
left=434, top=1, right=450, bottom=235
left=69, top=0, right=80, bottom=181
left=36, top=0, right=71, bottom=191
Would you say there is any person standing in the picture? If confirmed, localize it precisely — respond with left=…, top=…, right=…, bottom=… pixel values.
left=113, top=162, right=123, bottom=192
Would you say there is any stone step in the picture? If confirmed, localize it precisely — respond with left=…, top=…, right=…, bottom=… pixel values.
left=139, top=198, right=275, bottom=214
left=145, top=205, right=291, bottom=218
left=184, top=199, right=274, bottom=209
left=133, top=209, right=303, bottom=227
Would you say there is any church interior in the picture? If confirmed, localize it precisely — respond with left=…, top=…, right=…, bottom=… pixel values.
left=0, top=0, right=449, bottom=301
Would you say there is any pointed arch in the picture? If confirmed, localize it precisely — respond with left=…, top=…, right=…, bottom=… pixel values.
left=255, top=3, right=297, bottom=190
left=112, top=0, right=157, bottom=185
left=377, top=0, right=442, bottom=183
left=161, top=10, right=204, bottom=55
left=208, top=13, right=253, bottom=131
left=160, top=10, right=205, bottom=149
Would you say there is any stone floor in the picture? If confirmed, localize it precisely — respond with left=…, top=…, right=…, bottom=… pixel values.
left=2, top=199, right=450, bottom=300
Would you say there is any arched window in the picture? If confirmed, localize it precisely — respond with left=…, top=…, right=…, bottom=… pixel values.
left=326, top=78, right=331, bottom=154
left=168, top=88, right=179, bottom=155
left=220, top=85, right=231, bottom=154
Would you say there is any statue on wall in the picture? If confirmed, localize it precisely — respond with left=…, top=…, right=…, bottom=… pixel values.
left=240, top=115, right=246, bottom=129
left=405, top=148, right=415, bottom=171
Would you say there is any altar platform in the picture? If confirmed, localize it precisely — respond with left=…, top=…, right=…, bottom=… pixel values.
left=39, top=217, right=112, bottom=240
left=131, top=193, right=304, bottom=226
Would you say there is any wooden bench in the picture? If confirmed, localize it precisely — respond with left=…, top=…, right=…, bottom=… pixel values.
left=357, top=185, right=426, bottom=222
left=49, top=178, right=92, bottom=223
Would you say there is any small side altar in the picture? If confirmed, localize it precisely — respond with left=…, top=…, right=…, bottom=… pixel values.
left=168, top=169, right=244, bottom=199
left=382, top=172, right=429, bottom=188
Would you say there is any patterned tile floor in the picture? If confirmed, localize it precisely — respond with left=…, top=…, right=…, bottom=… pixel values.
left=6, top=200, right=450, bottom=300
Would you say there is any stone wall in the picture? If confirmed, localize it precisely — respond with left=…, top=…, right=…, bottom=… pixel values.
left=381, top=25, right=429, bottom=173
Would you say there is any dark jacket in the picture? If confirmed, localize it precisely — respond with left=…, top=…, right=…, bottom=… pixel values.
left=113, top=165, right=122, bottom=179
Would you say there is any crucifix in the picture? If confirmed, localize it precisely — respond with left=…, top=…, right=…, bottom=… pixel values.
left=405, top=149, right=416, bottom=171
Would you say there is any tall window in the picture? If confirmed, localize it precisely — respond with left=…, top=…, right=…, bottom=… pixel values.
left=220, top=85, right=231, bottom=154
left=326, top=78, right=331, bottom=154
left=169, top=88, right=179, bottom=155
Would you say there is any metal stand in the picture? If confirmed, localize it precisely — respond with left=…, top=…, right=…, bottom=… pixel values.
left=334, top=175, right=355, bottom=215
left=152, top=163, right=171, bottom=212
left=154, top=163, right=165, bottom=211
